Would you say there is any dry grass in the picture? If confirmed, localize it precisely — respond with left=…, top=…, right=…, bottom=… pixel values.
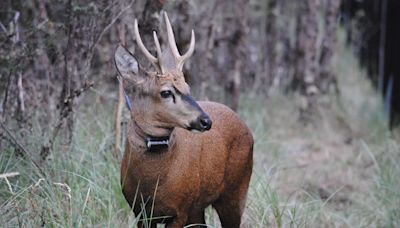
left=233, top=31, right=399, bottom=228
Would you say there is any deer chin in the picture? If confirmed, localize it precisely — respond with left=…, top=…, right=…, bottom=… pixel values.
left=188, top=128, right=204, bottom=134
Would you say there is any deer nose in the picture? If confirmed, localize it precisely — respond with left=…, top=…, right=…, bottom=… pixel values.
left=199, top=115, right=212, bottom=131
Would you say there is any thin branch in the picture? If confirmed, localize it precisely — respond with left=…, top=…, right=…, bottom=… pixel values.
left=12, top=11, right=20, bottom=43
left=63, top=0, right=73, bottom=101
left=81, top=1, right=134, bottom=85
left=89, top=0, right=134, bottom=55
left=0, top=21, right=7, bottom=33
left=378, top=0, right=387, bottom=94
left=0, top=122, right=45, bottom=176
left=4, top=177, right=14, bottom=194
left=17, top=72, right=25, bottom=113
left=114, top=20, right=126, bottom=160
left=1, top=71, right=12, bottom=122
left=45, top=81, right=94, bottom=150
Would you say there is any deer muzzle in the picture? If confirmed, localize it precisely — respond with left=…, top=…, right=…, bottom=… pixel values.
left=189, top=113, right=212, bottom=132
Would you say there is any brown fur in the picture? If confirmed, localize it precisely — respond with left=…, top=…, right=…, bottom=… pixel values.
left=121, top=101, right=253, bottom=228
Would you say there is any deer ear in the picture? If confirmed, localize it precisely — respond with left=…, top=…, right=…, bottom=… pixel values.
left=114, top=45, right=140, bottom=81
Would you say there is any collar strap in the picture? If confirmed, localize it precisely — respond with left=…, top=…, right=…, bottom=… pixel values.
left=123, top=89, right=132, bottom=111
left=117, top=76, right=133, bottom=111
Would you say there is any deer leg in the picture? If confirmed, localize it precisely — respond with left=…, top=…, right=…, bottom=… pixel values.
left=213, top=198, right=242, bottom=228
left=213, top=168, right=251, bottom=228
left=186, top=209, right=206, bottom=227
left=165, top=213, right=188, bottom=228
left=137, top=220, right=159, bottom=228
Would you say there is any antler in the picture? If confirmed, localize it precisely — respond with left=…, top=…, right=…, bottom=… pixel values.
left=164, top=12, right=195, bottom=71
left=133, top=12, right=195, bottom=73
left=134, top=19, right=160, bottom=71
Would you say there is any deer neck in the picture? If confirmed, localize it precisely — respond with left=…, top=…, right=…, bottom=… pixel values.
left=129, top=109, right=172, bottom=152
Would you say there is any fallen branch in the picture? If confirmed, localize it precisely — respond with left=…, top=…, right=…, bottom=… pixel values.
left=0, top=172, right=19, bottom=179
left=1, top=172, right=19, bottom=194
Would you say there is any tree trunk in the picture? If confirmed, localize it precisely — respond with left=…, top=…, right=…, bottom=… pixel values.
left=319, top=0, right=341, bottom=94
left=293, top=0, right=320, bottom=121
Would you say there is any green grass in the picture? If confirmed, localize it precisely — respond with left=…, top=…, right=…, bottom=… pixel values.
left=1, top=33, right=400, bottom=227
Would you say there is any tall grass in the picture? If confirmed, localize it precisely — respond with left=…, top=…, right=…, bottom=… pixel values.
left=1, top=32, right=400, bottom=227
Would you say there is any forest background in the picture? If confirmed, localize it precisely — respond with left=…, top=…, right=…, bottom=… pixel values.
left=0, top=0, right=399, bottom=227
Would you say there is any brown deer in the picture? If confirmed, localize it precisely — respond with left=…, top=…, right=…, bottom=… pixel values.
left=114, top=12, right=253, bottom=228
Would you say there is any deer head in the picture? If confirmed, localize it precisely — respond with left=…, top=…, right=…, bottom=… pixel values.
left=114, top=12, right=212, bottom=137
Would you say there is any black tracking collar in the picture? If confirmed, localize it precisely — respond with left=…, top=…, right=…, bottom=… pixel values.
left=146, top=135, right=170, bottom=151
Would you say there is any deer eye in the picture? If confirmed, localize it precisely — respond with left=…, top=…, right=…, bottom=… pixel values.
left=160, top=90, right=173, bottom=98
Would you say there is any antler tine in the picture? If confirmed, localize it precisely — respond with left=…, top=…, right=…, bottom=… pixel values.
left=164, top=12, right=181, bottom=58
left=134, top=19, right=158, bottom=65
left=177, top=29, right=195, bottom=70
left=153, top=31, right=162, bottom=59
left=164, top=12, right=195, bottom=70
left=153, top=31, right=164, bottom=73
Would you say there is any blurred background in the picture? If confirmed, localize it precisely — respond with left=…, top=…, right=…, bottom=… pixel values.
left=0, top=0, right=399, bottom=227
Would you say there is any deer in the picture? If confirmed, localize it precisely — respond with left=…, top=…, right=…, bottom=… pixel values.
left=114, top=12, right=253, bottom=228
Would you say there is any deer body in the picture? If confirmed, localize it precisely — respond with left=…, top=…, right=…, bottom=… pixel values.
left=121, top=101, right=253, bottom=227
left=115, top=13, right=253, bottom=227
